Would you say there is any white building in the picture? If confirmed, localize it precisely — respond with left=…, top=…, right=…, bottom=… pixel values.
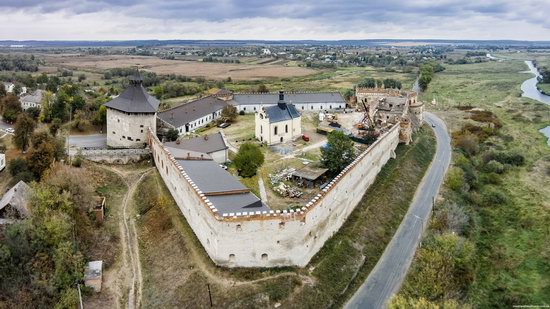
left=157, top=95, right=226, bottom=134
left=2, top=82, right=14, bottom=93
left=20, top=90, right=43, bottom=110
left=255, top=91, right=302, bottom=145
left=0, top=153, right=5, bottom=172
left=104, top=74, right=159, bottom=148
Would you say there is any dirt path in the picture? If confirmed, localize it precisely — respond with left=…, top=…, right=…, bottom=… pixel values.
left=98, top=165, right=153, bottom=309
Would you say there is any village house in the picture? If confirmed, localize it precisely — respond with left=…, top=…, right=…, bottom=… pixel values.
left=255, top=91, right=302, bottom=145
left=2, top=82, right=14, bottom=93
left=104, top=74, right=160, bottom=148
left=0, top=181, right=31, bottom=224
left=164, top=132, right=229, bottom=164
left=20, top=89, right=44, bottom=110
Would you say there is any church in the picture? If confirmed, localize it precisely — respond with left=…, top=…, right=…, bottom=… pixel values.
left=255, top=91, right=302, bottom=145
left=104, top=74, right=160, bottom=148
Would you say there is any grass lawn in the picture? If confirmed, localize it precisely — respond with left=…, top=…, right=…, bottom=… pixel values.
left=399, top=58, right=550, bottom=307
left=538, top=82, right=550, bottom=94
left=136, top=126, right=435, bottom=308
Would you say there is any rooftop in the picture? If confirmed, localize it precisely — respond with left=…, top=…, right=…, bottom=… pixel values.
left=20, top=89, right=44, bottom=104
left=103, top=78, right=159, bottom=113
left=165, top=132, right=227, bottom=154
left=264, top=102, right=301, bottom=123
left=230, top=91, right=345, bottom=106
left=158, top=96, right=228, bottom=128
left=292, top=165, right=329, bottom=181
left=0, top=181, right=31, bottom=218
left=175, top=158, right=268, bottom=214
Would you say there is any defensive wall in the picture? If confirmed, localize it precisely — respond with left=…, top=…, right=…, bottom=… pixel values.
left=148, top=123, right=400, bottom=267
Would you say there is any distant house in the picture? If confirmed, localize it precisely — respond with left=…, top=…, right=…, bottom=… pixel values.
left=0, top=181, right=32, bottom=222
left=20, top=89, right=44, bottom=110
left=164, top=132, right=229, bottom=164
left=255, top=91, right=302, bottom=145
left=3, top=82, right=14, bottom=93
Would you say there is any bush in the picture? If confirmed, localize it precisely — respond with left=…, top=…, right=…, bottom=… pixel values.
left=239, top=110, right=245, bottom=116
left=234, top=143, right=264, bottom=177
left=165, top=128, right=179, bottom=142
left=481, top=187, right=509, bottom=206
left=446, top=167, right=465, bottom=192
left=484, top=160, right=505, bottom=174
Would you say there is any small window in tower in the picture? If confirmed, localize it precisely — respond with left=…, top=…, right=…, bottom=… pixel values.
left=285, top=125, right=288, bottom=133
left=140, top=125, right=144, bottom=127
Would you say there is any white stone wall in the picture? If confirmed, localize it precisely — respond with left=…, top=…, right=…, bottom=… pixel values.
left=175, top=109, right=223, bottom=134
left=21, top=100, right=41, bottom=110
left=149, top=124, right=400, bottom=267
left=255, top=111, right=302, bottom=145
left=107, top=108, right=156, bottom=148
left=239, top=102, right=345, bottom=114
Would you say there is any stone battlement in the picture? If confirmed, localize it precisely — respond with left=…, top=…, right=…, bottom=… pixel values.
left=148, top=123, right=401, bottom=267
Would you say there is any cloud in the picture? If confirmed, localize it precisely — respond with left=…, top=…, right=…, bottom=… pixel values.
left=0, top=0, right=548, bottom=40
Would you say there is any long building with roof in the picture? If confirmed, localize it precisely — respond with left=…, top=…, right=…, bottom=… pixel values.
left=104, top=74, right=160, bottom=148
left=158, top=89, right=346, bottom=135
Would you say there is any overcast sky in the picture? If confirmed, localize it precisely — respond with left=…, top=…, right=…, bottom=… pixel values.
left=0, top=0, right=549, bottom=41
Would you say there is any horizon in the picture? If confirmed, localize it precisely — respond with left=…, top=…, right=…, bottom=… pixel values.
left=0, top=1, right=549, bottom=41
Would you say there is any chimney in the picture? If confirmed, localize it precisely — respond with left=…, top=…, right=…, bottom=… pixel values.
left=278, top=90, right=286, bottom=108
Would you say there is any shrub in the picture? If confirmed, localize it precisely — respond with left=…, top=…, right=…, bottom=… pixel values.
left=239, top=110, right=245, bottom=116
left=481, top=187, right=509, bottom=206
left=484, top=160, right=505, bottom=174
left=453, top=131, right=479, bottom=156
left=446, top=167, right=465, bottom=192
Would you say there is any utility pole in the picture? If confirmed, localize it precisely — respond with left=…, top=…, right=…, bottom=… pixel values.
left=207, top=283, right=213, bottom=307
left=77, top=284, right=83, bottom=309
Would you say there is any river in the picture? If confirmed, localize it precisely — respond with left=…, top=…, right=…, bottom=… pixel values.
left=521, top=60, right=550, bottom=145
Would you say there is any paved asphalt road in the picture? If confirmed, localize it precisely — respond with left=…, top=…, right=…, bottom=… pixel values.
left=67, top=134, right=107, bottom=148
left=345, top=112, right=451, bottom=309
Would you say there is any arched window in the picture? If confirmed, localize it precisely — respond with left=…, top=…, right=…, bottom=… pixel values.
left=261, top=253, right=268, bottom=261
left=285, top=124, right=288, bottom=133
left=274, top=126, right=278, bottom=135
left=229, top=254, right=235, bottom=261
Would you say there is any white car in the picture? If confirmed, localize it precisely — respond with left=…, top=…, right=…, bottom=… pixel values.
left=5, top=128, right=14, bottom=133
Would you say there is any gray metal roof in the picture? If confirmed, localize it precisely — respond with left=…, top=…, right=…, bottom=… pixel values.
left=175, top=159, right=268, bottom=214
left=158, top=96, right=227, bottom=128
left=20, top=89, right=44, bottom=104
left=0, top=181, right=31, bottom=218
left=165, top=132, right=227, bottom=154
left=264, top=103, right=300, bottom=123
left=231, top=92, right=345, bottom=106
left=177, top=159, right=249, bottom=194
left=103, top=83, right=159, bottom=113
left=207, top=193, right=267, bottom=214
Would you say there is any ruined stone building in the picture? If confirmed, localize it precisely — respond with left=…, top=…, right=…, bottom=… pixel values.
left=355, top=87, right=424, bottom=144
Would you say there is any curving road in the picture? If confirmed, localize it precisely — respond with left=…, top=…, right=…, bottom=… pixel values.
left=345, top=112, right=451, bottom=309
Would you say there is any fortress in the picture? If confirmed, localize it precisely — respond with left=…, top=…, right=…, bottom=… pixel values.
left=104, top=78, right=424, bottom=267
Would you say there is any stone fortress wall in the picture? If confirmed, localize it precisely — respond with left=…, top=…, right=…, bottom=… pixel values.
left=148, top=123, right=401, bottom=267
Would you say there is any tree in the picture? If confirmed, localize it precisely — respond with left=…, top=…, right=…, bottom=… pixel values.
left=1, top=95, right=23, bottom=122
left=25, top=106, right=41, bottom=120
left=166, top=128, right=179, bottom=142
left=221, top=105, right=238, bottom=123
left=321, top=130, right=356, bottom=174
left=92, top=105, right=107, bottom=126
left=358, top=77, right=377, bottom=88
left=0, top=83, right=6, bottom=97
left=234, top=143, right=264, bottom=177
left=257, top=84, right=269, bottom=93
left=50, top=118, right=62, bottom=136
left=14, top=113, right=36, bottom=151
left=37, top=72, right=49, bottom=85
left=28, top=141, right=54, bottom=179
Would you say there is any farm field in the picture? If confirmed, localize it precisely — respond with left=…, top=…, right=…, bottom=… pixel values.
left=39, top=54, right=318, bottom=80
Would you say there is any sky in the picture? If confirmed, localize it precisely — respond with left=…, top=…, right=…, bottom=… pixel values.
left=0, top=0, right=549, bottom=41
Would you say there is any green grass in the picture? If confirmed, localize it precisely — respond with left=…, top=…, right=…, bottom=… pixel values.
left=538, top=83, right=550, bottom=95
left=401, top=58, right=550, bottom=307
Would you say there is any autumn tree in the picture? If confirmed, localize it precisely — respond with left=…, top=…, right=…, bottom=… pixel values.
left=14, top=113, right=36, bottom=151
left=1, top=94, right=22, bottom=122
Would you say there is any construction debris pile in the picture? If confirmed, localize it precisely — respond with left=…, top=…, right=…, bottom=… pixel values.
left=268, top=168, right=303, bottom=198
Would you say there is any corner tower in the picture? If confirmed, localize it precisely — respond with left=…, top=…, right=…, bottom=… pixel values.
left=104, top=72, right=160, bottom=148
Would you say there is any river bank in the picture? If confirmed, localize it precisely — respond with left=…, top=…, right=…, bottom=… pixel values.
left=521, top=60, right=550, bottom=145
